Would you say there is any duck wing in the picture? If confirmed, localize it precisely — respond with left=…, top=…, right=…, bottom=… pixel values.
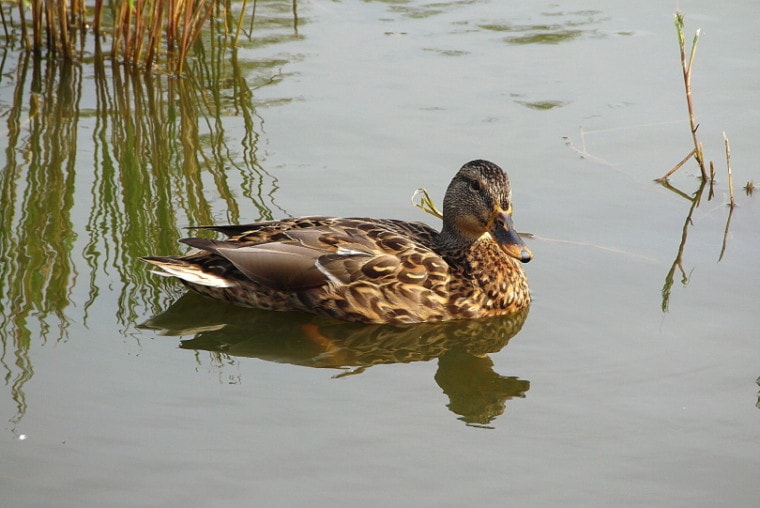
left=179, top=219, right=444, bottom=293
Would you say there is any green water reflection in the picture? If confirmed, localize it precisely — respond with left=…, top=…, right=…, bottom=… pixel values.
left=479, top=9, right=606, bottom=45
left=143, top=292, right=531, bottom=426
left=0, top=46, right=281, bottom=426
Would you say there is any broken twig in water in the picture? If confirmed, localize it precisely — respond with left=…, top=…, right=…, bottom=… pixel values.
left=656, top=148, right=696, bottom=183
left=724, top=132, right=735, bottom=208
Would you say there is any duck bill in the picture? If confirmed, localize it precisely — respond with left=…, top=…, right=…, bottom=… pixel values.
left=492, top=209, right=533, bottom=263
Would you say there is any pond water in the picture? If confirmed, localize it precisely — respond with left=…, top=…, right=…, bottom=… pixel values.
left=2, top=0, right=758, bottom=506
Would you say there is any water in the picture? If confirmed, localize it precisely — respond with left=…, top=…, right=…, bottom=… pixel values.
left=1, top=1, right=758, bottom=506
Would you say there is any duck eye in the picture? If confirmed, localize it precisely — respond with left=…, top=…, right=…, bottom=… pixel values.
left=468, top=179, right=481, bottom=192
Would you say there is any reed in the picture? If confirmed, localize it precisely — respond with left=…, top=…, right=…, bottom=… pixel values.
left=675, top=12, right=707, bottom=181
left=658, top=13, right=752, bottom=209
left=1, top=0, right=262, bottom=74
left=658, top=12, right=706, bottom=182
left=723, top=132, right=735, bottom=208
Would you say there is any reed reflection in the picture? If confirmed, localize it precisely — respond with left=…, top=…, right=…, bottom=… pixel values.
left=0, top=48, right=278, bottom=427
left=657, top=177, right=736, bottom=312
left=0, top=53, right=81, bottom=426
left=142, top=293, right=531, bottom=426
left=658, top=179, right=706, bottom=312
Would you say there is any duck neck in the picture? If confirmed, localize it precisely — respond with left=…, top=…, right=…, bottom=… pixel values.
left=436, top=227, right=496, bottom=277
left=436, top=223, right=476, bottom=254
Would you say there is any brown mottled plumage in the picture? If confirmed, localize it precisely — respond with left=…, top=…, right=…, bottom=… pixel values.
left=142, top=160, right=532, bottom=324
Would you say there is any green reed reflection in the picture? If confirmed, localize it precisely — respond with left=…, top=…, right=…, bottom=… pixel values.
left=0, top=53, right=80, bottom=426
left=0, top=46, right=280, bottom=426
left=0, top=54, right=78, bottom=343
left=658, top=180, right=706, bottom=313
left=658, top=175, right=738, bottom=312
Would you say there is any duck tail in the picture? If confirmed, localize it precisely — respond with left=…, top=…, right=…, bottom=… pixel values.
left=141, top=256, right=234, bottom=288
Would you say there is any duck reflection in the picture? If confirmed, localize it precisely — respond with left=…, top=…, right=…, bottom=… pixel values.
left=142, top=293, right=530, bottom=426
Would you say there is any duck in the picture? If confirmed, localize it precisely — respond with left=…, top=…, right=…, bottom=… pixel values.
left=142, top=159, right=532, bottom=324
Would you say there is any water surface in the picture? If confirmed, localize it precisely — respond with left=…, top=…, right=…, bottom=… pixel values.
left=1, top=1, right=758, bottom=506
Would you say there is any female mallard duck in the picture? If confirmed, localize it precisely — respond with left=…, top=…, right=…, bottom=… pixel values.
left=142, top=159, right=532, bottom=324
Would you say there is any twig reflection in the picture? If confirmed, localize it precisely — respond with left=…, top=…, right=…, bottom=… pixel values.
left=659, top=179, right=706, bottom=312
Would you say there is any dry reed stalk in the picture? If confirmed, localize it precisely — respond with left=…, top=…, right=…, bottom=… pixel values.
left=656, top=148, right=695, bottom=183
left=675, top=12, right=707, bottom=181
left=93, top=0, right=104, bottom=34
left=724, top=132, right=735, bottom=208
left=14, top=0, right=89, bottom=55
left=132, top=0, right=147, bottom=64
left=58, top=0, right=74, bottom=58
left=234, top=0, right=249, bottom=46
left=31, top=0, right=42, bottom=50
left=5, top=0, right=256, bottom=74
left=660, top=12, right=708, bottom=182
left=175, top=0, right=215, bottom=74
left=0, top=6, right=8, bottom=39
left=15, top=1, right=25, bottom=46
left=111, top=1, right=128, bottom=59
left=166, top=1, right=178, bottom=50
left=180, top=1, right=197, bottom=63
left=145, top=2, right=166, bottom=69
